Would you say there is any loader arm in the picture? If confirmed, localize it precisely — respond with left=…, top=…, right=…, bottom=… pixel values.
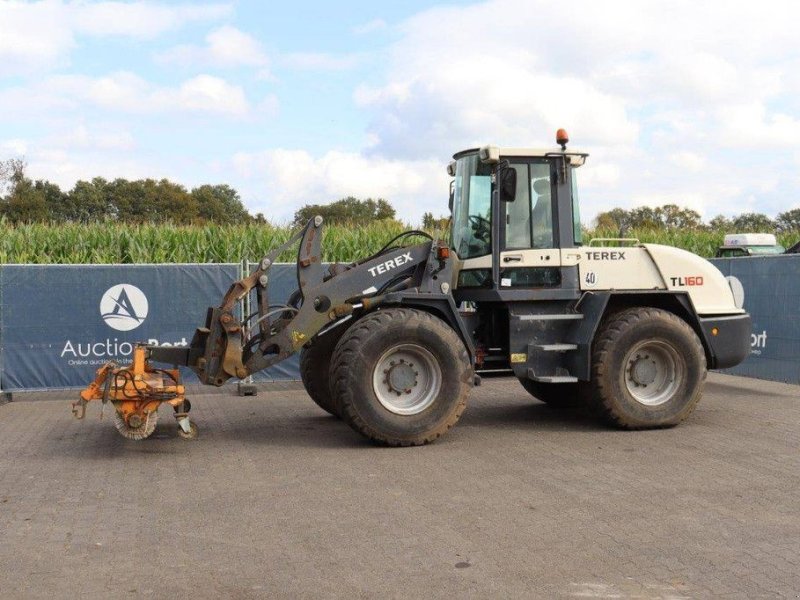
left=147, top=217, right=439, bottom=386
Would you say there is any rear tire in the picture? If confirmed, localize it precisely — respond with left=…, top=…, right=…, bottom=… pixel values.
left=518, top=379, right=589, bottom=409
left=590, top=307, right=706, bottom=429
left=299, top=327, right=347, bottom=417
left=331, top=308, right=472, bottom=446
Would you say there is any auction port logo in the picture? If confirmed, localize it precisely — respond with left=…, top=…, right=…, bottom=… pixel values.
left=100, top=284, right=149, bottom=331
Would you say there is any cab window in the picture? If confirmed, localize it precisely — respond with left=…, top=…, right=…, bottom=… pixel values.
left=504, top=162, right=553, bottom=249
left=451, top=154, right=493, bottom=258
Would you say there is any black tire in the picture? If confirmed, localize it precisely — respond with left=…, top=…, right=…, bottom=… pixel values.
left=299, top=326, right=347, bottom=417
left=590, top=307, right=706, bottom=429
left=518, top=379, right=589, bottom=409
left=330, top=308, right=472, bottom=446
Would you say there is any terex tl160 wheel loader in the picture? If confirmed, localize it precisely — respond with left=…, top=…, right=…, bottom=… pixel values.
left=74, top=130, right=752, bottom=444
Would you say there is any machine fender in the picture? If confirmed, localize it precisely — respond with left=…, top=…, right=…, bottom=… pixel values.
left=669, top=292, right=750, bottom=369
left=382, top=292, right=476, bottom=362
left=568, top=290, right=734, bottom=378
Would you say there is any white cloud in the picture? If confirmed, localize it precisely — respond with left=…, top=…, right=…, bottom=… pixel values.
left=74, top=2, right=231, bottom=38
left=0, top=72, right=250, bottom=116
left=0, top=1, right=231, bottom=75
left=2, top=136, right=156, bottom=192
left=714, top=104, right=800, bottom=149
left=668, top=152, right=706, bottom=173
left=157, top=25, right=269, bottom=69
left=231, top=149, right=449, bottom=223
left=26, top=147, right=160, bottom=189
left=353, top=18, right=387, bottom=35
left=1, top=139, right=28, bottom=156
left=171, top=74, right=249, bottom=115
left=283, top=53, right=361, bottom=71
left=50, top=125, right=136, bottom=151
left=352, top=0, right=800, bottom=222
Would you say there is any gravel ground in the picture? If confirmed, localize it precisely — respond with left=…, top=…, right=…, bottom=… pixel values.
left=0, top=372, right=798, bottom=599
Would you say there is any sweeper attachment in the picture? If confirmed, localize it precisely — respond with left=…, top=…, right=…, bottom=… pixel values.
left=72, top=344, right=197, bottom=440
left=74, top=132, right=753, bottom=444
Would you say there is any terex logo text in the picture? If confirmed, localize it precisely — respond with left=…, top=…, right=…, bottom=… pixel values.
left=100, top=284, right=149, bottom=331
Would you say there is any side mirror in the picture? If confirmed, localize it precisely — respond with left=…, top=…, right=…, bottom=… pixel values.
left=498, top=166, right=517, bottom=203
left=448, top=180, right=455, bottom=211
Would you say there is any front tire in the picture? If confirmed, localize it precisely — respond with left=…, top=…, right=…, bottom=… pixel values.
left=591, top=307, right=706, bottom=429
left=331, top=308, right=472, bottom=446
left=299, top=326, right=347, bottom=417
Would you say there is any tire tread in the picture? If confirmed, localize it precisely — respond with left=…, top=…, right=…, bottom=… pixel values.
left=331, top=308, right=471, bottom=446
left=591, top=307, right=706, bottom=429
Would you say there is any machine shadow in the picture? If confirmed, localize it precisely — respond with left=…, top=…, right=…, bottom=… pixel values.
left=459, top=400, right=607, bottom=433
left=193, top=394, right=609, bottom=448
left=51, top=392, right=608, bottom=458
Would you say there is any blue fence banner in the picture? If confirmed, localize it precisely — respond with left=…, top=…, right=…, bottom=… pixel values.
left=710, top=255, right=800, bottom=385
left=0, top=264, right=239, bottom=391
left=1, top=256, right=798, bottom=391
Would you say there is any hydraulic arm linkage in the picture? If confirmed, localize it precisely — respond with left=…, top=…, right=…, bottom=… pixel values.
left=149, top=216, right=436, bottom=386
left=76, top=216, right=445, bottom=440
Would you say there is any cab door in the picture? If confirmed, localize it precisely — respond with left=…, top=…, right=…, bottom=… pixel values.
left=499, top=161, right=564, bottom=291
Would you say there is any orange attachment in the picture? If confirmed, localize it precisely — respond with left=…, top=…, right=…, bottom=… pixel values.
left=74, top=344, right=186, bottom=425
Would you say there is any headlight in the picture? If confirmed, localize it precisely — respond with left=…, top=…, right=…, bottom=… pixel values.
left=726, top=276, right=745, bottom=309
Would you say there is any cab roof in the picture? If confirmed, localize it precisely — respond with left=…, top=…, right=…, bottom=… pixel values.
left=452, top=144, right=588, bottom=165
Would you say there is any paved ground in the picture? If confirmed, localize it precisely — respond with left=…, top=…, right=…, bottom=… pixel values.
left=0, top=373, right=798, bottom=599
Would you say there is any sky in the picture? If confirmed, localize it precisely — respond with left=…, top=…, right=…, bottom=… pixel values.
left=1, top=0, right=799, bottom=225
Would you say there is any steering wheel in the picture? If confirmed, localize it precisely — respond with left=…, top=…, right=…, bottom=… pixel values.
left=468, top=215, right=491, bottom=242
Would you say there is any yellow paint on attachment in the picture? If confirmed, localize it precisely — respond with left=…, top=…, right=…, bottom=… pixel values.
left=291, top=330, right=307, bottom=346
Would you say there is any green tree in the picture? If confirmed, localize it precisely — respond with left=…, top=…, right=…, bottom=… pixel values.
left=776, top=208, right=800, bottom=232
left=192, top=184, right=251, bottom=223
left=707, top=214, right=733, bottom=232
left=107, top=178, right=148, bottom=222
left=421, top=211, right=449, bottom=230
left=2, top=176, right=48, bottom=222
left=594, top=207, right=631, bottom=231
left=67, top=178, right=112, bottom=222
left=34, top=179, right=69, bottom=221
left=293, top=196, right=396, bottom=226
left=0, top=157, right=25, bottom=197
left=105, top=178, right=196, bottom=223
left=147, top=179, right=199, bottom=223
left=627, top=206, right=662, bottom=229
left=657, top=204, right=701, bottom=229
left=731, top=212, right=774, bottom=232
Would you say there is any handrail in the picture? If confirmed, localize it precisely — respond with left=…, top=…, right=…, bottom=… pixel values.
left=588, top=237, right=641, bottom=247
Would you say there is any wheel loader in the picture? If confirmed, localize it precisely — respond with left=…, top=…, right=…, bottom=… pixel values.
left=74, top=130, right=752, bottom=445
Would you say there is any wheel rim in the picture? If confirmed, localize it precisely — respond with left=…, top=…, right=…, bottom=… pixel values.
left=372, top=343, right=442, bottom=415
left=623, top=340, right=684, bottom=406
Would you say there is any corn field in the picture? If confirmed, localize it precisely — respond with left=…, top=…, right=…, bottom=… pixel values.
left=0, top=220, right=440, bottom=264
left=0, top=221, right=797, bottom=264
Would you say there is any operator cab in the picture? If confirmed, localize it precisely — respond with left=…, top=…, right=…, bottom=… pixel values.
left=448, top=130, right=588, bottom=302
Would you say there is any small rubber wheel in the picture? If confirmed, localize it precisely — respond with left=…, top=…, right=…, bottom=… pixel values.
left=299, top=326, right=348, bottom=417
left=178, top=422, right=199, bottom=440
left=518, top=379, right=589, bottom=409
left=330, top=308, right=472, bottom=446
left=590, top=307, right=707, bottom=429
